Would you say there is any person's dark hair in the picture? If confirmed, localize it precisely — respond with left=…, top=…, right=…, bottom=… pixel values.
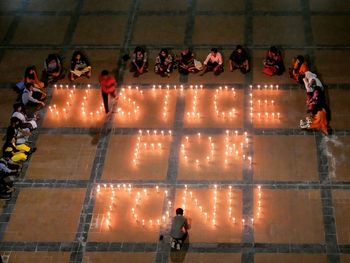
left=13, top=103, right=24, bottom=112
left=211, top=48, right=218, bottom=53
left=269, top=46, right=278, bottom=54
left=10, top=117, right=20, bottom=126
left=24, top=66, right=36, bottom=78
left=100, top=70, right=109, bottom=76
left=72, top=50, right=87, bottom=61
left=176, top=208, right=184, bottom=215
left=296, top=55, right=305, bottom=64
left=235, top=45, right=243, bottom=51
left=25, top=82, right=34, bottom=90
left=159, top=48, right=168, bottom=56
left=134, top=46, right=145, bottom=54
left=47, top=54, right=58, bottom=62
left=2, top=151, right=12, bottom=159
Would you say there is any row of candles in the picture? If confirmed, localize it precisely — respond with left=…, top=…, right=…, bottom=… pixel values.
left=96, top=184, right=263, bottom=229
left=181, top=131, right=252, bottom=167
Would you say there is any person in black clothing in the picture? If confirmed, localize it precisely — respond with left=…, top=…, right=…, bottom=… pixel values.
left=130, top=46, right=148, bottom=77
left=42, top=53, right=65, bottom=84
left=229, top=45, right=249, bottom=74
left=178, top=49, right=197, bottom=75
left=70, top=51, right=92, bottom=81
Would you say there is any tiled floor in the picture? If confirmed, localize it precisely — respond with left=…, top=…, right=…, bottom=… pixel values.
left=0, top=0, right=350, bottom=263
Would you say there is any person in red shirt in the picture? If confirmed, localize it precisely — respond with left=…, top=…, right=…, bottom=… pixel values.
left=99, top=70, right=117, bottom=114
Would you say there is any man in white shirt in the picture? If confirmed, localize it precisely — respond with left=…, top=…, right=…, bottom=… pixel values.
left=200, top=48, right=223, bottom=76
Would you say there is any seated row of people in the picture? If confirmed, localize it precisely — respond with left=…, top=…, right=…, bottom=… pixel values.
left=1, top=104, right=39, bottom=200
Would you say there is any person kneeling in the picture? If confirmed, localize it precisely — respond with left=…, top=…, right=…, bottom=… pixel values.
left=170, top=208, right=191, bottom=250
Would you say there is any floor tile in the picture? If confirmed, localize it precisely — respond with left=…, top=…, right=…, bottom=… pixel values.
left=312, top=16, right=350, bottom=45
left=196, top=0, right=245, bottom=12
left=0, top=88, right=19, bottom=128
left=177, top=134, right=244, bottom=181
left=139, top=0, right=187, bottom=11
left=333, top=190, right=350, bottom=244
left=72, top=15, right=127, bottom=45
left=183, top=89, right=244, bottom=128
left=0, top=15, right=13, bottom=41
left=192, top=15, right=244, bottom=45
left=0, top=49, right=59, bottom=83
left=132, top=16, right=186, bottom=45
left=123, top=50, right=181, bottom=85
left=328, top=89, right=350, bottom=129
left=0, top=0, right=22, bottom=11
left=89, top=186, right=164, bottom=242
left=0, top=252, right=70, bottom=263
left=26, top=0, right=77, bottom=11
left=102, top=134, right=171, bottom=181
left=11, top=15, right=70, bottom=45
left=253, top=135, right=319, bottom=181
left=325, top=136, right=350, bottom=181
left=253, top=0, right=301, bottom=11
left=170, top=253, right=241, bottom=263
left=82, top=252, right=156, bottom=263
left=309, top=0, right=350, bottom=12
left=314, top=51, right=350, bottom=84
left=341, top=254, right=350, bottom=263
left=255, top=253, right=327, bottom=263
left=4, top=188, right=86, bottom=242
left=113, top=88, right=177, bottom=128
left=187, top=49, right=246, bottom=85
left=26, top=134, right=97, bottom=180
left=42, top=87, right=105, bottom=128
left=254, top=189, right=324, bottom=243
left=174, top=187, right=243, bottom=242
left=253, top=16, right=305, bottom=45
left=82, top=0, right=132, bottom=11
left=251, top=89, right=306, bottom=128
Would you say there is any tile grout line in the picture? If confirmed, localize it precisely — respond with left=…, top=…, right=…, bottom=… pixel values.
left=315, top=133, right=340, bottom=263
left=69, top=0, right=141, bottom=262
left=241, top=0, right=254, bottom=262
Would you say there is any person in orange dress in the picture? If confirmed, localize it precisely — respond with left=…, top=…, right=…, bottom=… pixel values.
left=300, top=105, right=329, bottom=135
left=289, top=55, right=309, bottom=84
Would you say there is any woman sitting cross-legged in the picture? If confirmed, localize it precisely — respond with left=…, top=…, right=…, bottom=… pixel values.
left=130, top=46, right=148, bottom=77
left=154, top=48, right=174, bottom=77
left=12, top=103, right=38, bottom=131
left=70, top=51, right=92, bottom=81
left=229, top=45, right=249, bottom=74
left=178, top=48, right=199, bottom=75
left=262, top=46, right=285, bottom=76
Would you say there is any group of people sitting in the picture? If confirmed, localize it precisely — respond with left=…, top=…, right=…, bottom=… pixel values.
left=0, top=51, right=93, bottom=200
left=130, top=45, right=250, bottom=78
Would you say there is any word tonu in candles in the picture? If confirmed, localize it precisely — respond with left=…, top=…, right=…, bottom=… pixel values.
left=249, top=84, right=281, bottom=123
left=95, top=184, right=169, bottom=230
left=132, top=129, right=172, bottom=166
left=181, top=131, right=251, bottom=168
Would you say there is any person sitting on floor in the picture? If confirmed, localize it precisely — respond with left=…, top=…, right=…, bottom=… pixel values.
left=303, top=71, right=323, bottom=93
left=289, top=55, right=309, bottom=84
left=2, top=136, right=36, bottom=163
left=262, top=46, right=285, bottom=76
left=24, top=65, right=45, bottom=89
left=300, top=104, right=329, bottom=135
left=170, top=208, right=191, bottom=250
left=306, top=86, right=326, bottom=113
left=130, top=46, right=148, bottom=77
left=12, top=103, right=38, bottom=131
left=229, top=45, right=249, bottom=74
left=70, top=51, right=92, bottom=81
left=200, top=48, right=223, bottom=76
left=178, top=48, right=198, bottom=74
left=42, top=53, right=64, bottom=84
left=155, top=48, right=174, bottom=77
left=21, top=83, right=45, bottom=108
left=6, top=117, right=31, bottom=145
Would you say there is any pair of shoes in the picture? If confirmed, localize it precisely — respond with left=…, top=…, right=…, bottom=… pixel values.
left=300, top=119, right=309, bottom=129
left=171, top=240, right=175, bottom=249
left=176, top=243, right=181, bottom=250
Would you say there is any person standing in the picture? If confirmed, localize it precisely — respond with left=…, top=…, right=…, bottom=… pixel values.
left=99, top=70, right=117, bottom=114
